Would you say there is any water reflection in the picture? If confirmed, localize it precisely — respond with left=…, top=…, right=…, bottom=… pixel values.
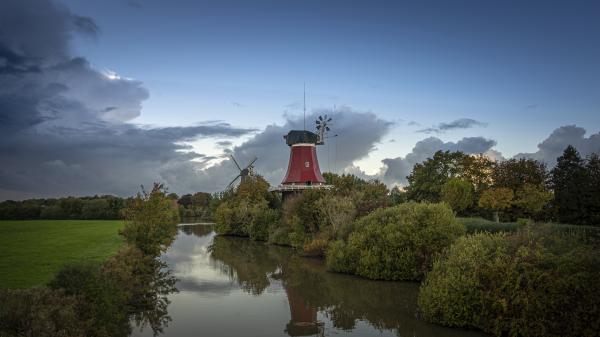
left=132, top=225, right=487, bottom=337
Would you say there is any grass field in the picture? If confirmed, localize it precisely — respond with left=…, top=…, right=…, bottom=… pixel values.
left=0, top=220, right=124, bottom=288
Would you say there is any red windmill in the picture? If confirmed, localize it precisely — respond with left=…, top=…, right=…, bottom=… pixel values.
left=277, top=114, right=333, bottom=194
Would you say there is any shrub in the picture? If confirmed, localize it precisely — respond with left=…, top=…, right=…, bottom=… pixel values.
left=418, top=228, right=600, bottom=337
left=324, top=240, right=354, bottom=273
left=214, top=175, right=278, bottom=240
left=326, top=202, right=465, bottom=281
left=48, top=263, right=130, bottom=337
left=0, top=287, right=85, bottom=337
left=268, top=226, right=291, bottom=246
left=302, top=236, right=330, bottom=257
left=247, top=207, right=279, bottom=241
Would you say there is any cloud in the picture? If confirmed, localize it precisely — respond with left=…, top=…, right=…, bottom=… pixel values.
left=0, top=0, right=254, bottom=200
left=515, top=125, right=600, bottom=166
left=189, top=107, right=393, bottom=192
left=417, top=118, right=487, bottom=134
left=381, top=136, right=498, bottom=186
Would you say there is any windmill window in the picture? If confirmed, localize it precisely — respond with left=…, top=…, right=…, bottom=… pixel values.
left=305, top=161, right=310, bottom=168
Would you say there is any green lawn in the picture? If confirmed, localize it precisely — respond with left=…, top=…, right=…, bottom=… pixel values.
left=0, top=220, right=125, bottom=288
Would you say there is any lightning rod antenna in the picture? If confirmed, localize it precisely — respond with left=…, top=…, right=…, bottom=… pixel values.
left=303, top=83, right=306, bottom=131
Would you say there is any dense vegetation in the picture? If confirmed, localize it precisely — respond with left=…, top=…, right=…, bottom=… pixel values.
left=326, top=203, right=465, bottom=281
left=418, top=227, right=600, bottom=337
left=0, top=184, right=180, bottom=337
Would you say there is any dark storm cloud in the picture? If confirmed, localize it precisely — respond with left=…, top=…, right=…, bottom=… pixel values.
left=417, top=118, right=487, bottom=134
left=190, top=107, right=393, bottom=192
left=381, top=136, right=498, bottom=186
left=0, top=0, right=254, bottom=200
left=515, top=125, right=600, bottom=166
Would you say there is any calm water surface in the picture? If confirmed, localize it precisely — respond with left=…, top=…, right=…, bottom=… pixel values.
left=131, top=224, right=487, bottom=337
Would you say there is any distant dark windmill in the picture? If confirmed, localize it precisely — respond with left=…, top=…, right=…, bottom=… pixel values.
left=227, top=155, right=258, bottom=189
left=315, top=114, right=332, bottom=145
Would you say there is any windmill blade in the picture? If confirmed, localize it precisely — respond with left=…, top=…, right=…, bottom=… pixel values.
left=229, top=155, right=242, bottom=171
left=226, top=174, right=241, bottom=189
left=327, top=117, right=332, bottom=122
left=246, top=157, right=258, bottom=169
left=318, top=116, right=323, bottom=121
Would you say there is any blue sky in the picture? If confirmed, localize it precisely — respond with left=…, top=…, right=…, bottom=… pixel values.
left=1, top=0, right=599, bottom=198
left=63, top=0, right=599, bottom=171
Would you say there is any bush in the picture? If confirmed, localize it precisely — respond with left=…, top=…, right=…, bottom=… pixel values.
left=325, top=202, right=465, bottom=281
left=301, top=236, right=329, bottom=257
left=214, top=175, right=278, bottom=240
left=324, top=240, right=355, bottom=273
left=48, top=264, right=130, bottom=337
left=0, top=287, right=85, bottom=337
left=418, top=228, right=600, bottom=337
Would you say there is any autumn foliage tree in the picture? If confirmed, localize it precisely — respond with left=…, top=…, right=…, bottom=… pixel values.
left=441, top=178, right=473, bottom=214
left=513, top=184, right=553, bottom=219
left=478, top=188, right=514, bottom=222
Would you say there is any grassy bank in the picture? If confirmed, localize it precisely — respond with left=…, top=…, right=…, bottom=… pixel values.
left=0, top=220, right=124, bottom=288
left=458, top=217, right=600, bottom=241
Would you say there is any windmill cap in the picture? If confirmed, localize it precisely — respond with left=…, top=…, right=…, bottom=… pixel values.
left=284, top=130, right=318, bottom=146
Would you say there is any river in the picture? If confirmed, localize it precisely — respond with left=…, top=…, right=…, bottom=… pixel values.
left=131, top=224, right=488, bottom=337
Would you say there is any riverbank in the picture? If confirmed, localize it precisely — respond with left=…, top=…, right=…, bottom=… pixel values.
left=0, top=220, right=124, bottom=288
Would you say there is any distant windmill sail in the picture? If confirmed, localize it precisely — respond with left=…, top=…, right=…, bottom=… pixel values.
left=226, top=155, right=258, bottom=189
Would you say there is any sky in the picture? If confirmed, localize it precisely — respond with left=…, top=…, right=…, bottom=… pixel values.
left=1, top=0, right=599, bottom=200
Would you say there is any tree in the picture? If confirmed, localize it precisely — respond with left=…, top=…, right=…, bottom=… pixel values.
left=585, top=153, right=600, bottom=225
left=406, top=151, right=473, bottom=202
left=491, top=158, right=548, bottom=220
left=389, top=186, right=408, bottom=205
left=406, top=151, right=493, bottom=205
left=316, top=195, right=356, bottom=237
left=120, top=183, right=180, bottom=256
left=81, top=199, right=110, bottom=219
left=441, top=178, right=473, bottom=214
left=214, top=175, right=277, bottom=240
left=551, top=145, right=588, bottom=224
left=513, top=184, right=553, bottom=219
left=478, top=188, right=514, bottom=222
left=492, top=158, right=548, bottom=192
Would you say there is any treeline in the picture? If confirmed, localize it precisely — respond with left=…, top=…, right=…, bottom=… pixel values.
left=403, top=145, right=600, bottom=225
left=0, top=196, right=125, bottom=220
left=0, top=191, right=217, bottom=221
left=0, top=184, right=180, bottom=337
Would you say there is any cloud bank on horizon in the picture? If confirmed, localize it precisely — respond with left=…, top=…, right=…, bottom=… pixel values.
left=1, top=0, right=599, bottom=200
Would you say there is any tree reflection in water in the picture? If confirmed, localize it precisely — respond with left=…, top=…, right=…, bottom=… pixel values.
left=179, top=224, right=214, bottom=238
left=101, top=246, right=179, bottom=337
left=208, top=236, right=446, bottom=337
